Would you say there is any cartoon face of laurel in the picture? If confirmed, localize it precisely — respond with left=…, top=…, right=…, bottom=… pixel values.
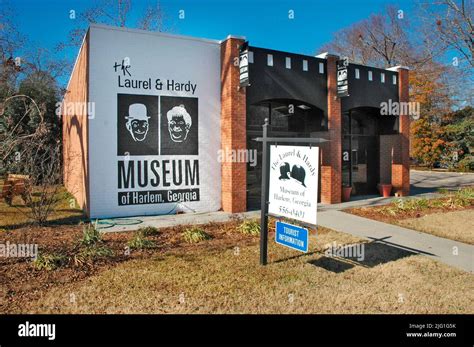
left=125, top=103, right=150, bottom=142
left=167, top=104, right=192, bottom=142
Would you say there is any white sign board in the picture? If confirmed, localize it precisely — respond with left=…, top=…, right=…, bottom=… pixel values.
left=87, top=25, right=221, bottom=218
left=268, top=145, right=319, bottom=225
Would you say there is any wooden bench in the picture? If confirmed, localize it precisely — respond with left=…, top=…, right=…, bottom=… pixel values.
left=0, top=174, right=31, bottom=205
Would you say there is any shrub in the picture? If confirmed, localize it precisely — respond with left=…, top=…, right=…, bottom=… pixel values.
left=127, top=230, right=156, bottom=250
left=79, top=245, right=114, bottom=259
left=182, top=227, right=211, bottom=243
left=394, top=198, right=429, bottom=212
left=80, top=223, right=103, bottom=246
left=455, top=187, right=474, bottom=200
left=456, top=156, right=474, bottom=172
left=138, top=226, right=160, bottom=236
left=33, top=252, right=67, bottom=271
left=237, top=219, right=260, bottom=236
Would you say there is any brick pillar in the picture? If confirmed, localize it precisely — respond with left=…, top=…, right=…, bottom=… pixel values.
left=220, top=36, right=247, bottom=212
left=321, top=55, right=342, bottom=204
left=391, top=67, right=410, bottom=196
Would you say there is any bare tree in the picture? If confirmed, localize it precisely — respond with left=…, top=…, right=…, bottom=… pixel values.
left=59, top=0, right=169, bottom=50
left=319, top=6, right=416, bottom=68
left=419, top=0, right=473, bottom=68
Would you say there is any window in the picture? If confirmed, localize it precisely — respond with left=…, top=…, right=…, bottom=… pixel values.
left=319, top=62, right=324, bottom=74
left=302, top=59, right=308, bottom=71
left=285, top=57, right=291, bottom=69
left=368, top=70, right=373, bottom=81
left=355, top=68, right=360, bottom=79
left=381, top=72, right=385, bottom=83
left=248, top=51, right=254, bottom=63
left=267, top=54, right=273, bottom=66
left=392, top=75, right=397, bottom=85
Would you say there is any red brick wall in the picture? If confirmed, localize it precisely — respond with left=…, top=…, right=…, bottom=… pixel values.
left=321, top=55, right=342, bottom=204
left=392, top=68, right=410, bottom=196
left=220, top=37, right=247, bottom=212
left=62, top=32, right=90, bottom=215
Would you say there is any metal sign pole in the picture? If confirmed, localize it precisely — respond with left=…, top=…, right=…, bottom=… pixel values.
left=259, top=118, right=270, bottom=265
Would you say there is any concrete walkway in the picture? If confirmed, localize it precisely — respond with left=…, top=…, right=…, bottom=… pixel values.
left=98, top=210, right=259, bottom=232
left=317, top=210, right=473, bottom=273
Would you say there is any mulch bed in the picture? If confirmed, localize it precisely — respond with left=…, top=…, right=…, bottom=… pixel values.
left=0, top=220, right=259, bottom=313
left=346, top=197, right=474, bottom=224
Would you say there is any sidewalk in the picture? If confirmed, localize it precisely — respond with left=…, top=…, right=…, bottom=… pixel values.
left=98, top=210, right=259, bottom=232
left=317, top=210, right=474, bottom=273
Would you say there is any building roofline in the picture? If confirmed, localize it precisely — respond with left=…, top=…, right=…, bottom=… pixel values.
left=89, top=23, right=222, bottom=45
left=387, top=65, right=410, bottom=71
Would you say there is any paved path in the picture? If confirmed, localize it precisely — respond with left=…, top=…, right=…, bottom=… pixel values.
left=411, top=170, right=474, bottom=195
left=99, top=210, right=259, bottom=233
left=317, top=210, right=473, bottom=273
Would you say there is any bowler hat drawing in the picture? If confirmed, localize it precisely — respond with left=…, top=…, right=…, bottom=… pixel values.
left=279, top=162, right=290, bottom=180
left=290, top=165, right=306, bottom=187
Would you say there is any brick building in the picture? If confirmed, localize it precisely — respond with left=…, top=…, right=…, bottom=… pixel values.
left=63, top=24, right=410, bottom=218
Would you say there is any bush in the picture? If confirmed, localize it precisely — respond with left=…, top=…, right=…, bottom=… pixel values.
left=73, top=246, right=113, bottom=265
left=80, top=223, right=103, bottom=246
left=455, top=187, right=474, bottom=200
left=78, top=245, right=114, bottom=259
left=394, top=198, right=429, bottom=211
left=237, top=219, right=260, bottom=236
left=182, top=227, right=211, bottom=243
left=127, top=230, right=156, bottom=250
left=457, top=156, right=474, bottom=172
left=138, top=226, right=160, bottom=236
left=33, top=252, right=67, bottom=271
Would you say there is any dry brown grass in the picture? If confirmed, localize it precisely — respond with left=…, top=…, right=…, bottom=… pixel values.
left=0, top=186, right=84, bottom=229
left=16, top=230, right=474, bottom=314
left=347, top=188, right=474, bottom=245
left=397, top=210, right=474, bottom=245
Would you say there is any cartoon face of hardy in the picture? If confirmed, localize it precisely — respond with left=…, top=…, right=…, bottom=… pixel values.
left=125, top=103, right=150, bottom=142
left=167, top=105, right=192, bottom=142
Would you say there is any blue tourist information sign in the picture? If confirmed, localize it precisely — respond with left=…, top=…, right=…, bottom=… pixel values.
left=275, top=221, right=309, bottom=253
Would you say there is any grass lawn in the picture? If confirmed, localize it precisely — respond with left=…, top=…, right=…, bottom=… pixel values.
left=397, top=210, right=474, bottom=244
left=1, top=185, right=473, bottom=314
left=2, top=222, right=473, bottom=314
left=0, top=185, right=85, bottom=230
left=347, top=187, right=474, bottom=245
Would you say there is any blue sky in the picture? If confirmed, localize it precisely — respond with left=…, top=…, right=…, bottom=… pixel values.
left=10, top=0, right=417, bottom=84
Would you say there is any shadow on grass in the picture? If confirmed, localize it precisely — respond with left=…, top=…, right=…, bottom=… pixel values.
left=0, top=211, right=86, bottom=230
left=307, top=237, right=431, bottom=273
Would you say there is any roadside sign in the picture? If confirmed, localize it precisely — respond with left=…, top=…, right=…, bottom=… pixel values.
left=268, top=145, right=319, bottom=225
left=275, top=221, right=309, bottom=253
left=255, top=118, right=327, bottom=265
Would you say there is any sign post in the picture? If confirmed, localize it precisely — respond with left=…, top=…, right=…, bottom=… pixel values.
left=256, top=119, right=328, bottom=265
left=259, top=119, right=270, bottom=265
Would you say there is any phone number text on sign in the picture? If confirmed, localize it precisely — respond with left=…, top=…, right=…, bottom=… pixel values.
left=268, top=145, right=319, bottom=225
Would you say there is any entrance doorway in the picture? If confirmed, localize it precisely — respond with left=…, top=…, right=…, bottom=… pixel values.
left=342, top=108, right=380, bottom=195
left=246, top=99, right=327, bottom=210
